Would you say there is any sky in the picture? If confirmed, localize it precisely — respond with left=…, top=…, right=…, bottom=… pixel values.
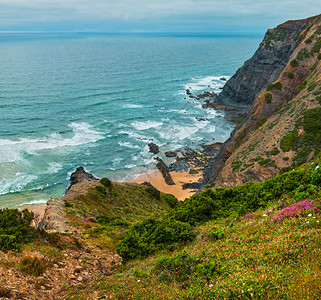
left=0, top=0, right=321, bottom=33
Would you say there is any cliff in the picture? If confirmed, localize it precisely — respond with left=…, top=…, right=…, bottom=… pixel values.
left=204, top=14, right=321, bottom=187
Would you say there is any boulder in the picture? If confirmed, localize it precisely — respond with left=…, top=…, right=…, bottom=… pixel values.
left=148, top=143, right=160, bottom=154
left=165, top=151, right=177, bottom=157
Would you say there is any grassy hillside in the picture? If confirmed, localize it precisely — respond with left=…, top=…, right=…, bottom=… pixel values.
left=62, top=158, right=321, bottom=299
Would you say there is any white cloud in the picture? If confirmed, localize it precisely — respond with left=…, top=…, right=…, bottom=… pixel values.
left=0, top=0, right=320, bottom=31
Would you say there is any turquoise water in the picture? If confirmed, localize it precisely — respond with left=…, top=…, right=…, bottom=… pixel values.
left=0, top=33, right=261, bottom=207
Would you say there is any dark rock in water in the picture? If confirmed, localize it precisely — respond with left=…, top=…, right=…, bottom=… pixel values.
left=165, top=151, right=177, bottom=157
left=182, top=182, right=201, bottom=190
left=148, top=143, right=160, bottom=154
left=220, top=77, right=227, bottom=81
left=169, top=158, right=190, bottom=172
left=197, top=91, right=217, bottom=99
left=196, top=117, right=209, bottom=122
left=67, top=167, right=98, bottom=191
left=155, top=157, right=175, bottom=185
left=202, top=142, right=223, bottom=152
left=140, top=181, right=153, bottom=187
left=186, top=89, right=192, bottom=95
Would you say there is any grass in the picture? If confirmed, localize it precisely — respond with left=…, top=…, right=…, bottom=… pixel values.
left=62, top=190, right=321, bottom=299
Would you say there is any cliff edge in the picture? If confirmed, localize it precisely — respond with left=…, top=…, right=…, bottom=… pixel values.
left=204, top=14, right=321, bottom=187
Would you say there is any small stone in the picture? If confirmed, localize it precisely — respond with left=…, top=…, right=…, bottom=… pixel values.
left=77, top=276, right=83, bottom=282
left=41, top=286, right=46, bottom=290
left=54, top=264, right=58, bottom=268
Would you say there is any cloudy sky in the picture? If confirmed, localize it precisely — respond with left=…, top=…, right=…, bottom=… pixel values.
left=0, top=0, right=321, bottom=33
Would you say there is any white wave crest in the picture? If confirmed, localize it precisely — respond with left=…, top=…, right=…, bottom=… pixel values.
left=0, top=122, right=104, bottom=164
left=184, top=76, right=230, bottom=93
left=131, top=121, right=163, bottom=131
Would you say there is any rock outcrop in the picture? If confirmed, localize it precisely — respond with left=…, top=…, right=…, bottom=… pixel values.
left=155, top=157, right=175, bottom=185
left=67, top=167, right=98, bottom=191
left=204, top=14, right=321, bottom=188
left=217, top=16, right=314, bottom=106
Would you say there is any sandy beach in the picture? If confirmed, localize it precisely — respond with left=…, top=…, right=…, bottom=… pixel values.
left=133, top=170, right=201, bottom=200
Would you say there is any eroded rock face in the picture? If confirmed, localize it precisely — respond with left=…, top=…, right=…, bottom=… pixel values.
left=217, top=17, right=312, bottom=106
left=203, top=14, right=321, bottom=188
left=67, top=167, right=98, bottom=191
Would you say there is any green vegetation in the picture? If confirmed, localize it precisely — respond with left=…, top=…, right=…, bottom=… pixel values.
left=0, top=208, right=35, bottom=252
left=265, top=92, right=272, bottom=103
left=100, top=177, right=112, bottom=188
left=269, top=147, right=280, bottom=155
left=285, top=71, right=294, bottom=79
left=290, top=59, right=299, bottom=68
left=236, top=117, right=245, bottom=124
left=318, top=53, right=321, bottom=60
left=293, top=31, right=301, bottom=41
left=265, top=29, right=287, bottom=48
left=305, top=35, right=314, bottom=44
left=311, top=37, right=321, bottom=55
left=256, top=118, right=267, bottom=129
left=308, top=81, right=318, bottom=91
left=299, top=79, right=308, bottom=90
left=316, top=25, right=321, bottom=35
left=297, top=48, right=310, bottom=60
left=146, top=186, right=161, bottom=200
left=280, top=108, right=321, bottom=167
left=117, top=218, right=193, bottom=262
left=66, top=182, right=173, bottom=224
left=266, top=82, right=282, bottom=91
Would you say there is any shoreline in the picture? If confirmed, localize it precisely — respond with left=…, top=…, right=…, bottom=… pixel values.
left=132, top=170, right=201, bottom=200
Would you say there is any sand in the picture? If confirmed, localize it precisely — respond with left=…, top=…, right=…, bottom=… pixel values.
left=133, top=170, right=201, bottom=200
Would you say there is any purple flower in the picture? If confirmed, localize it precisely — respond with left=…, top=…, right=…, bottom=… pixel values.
left=275, top=200, right=319, bottom=221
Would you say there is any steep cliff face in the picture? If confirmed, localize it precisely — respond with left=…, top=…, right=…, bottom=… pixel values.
left=217, top=16, right=314, bottom=106
left=204, top=14, right=321, bottom=188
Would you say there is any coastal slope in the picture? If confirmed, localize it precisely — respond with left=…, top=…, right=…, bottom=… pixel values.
left=204, top=14, right=321, bottom=188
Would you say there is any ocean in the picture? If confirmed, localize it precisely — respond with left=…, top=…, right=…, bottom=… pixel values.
left=0, top=33, right=262, bottom=207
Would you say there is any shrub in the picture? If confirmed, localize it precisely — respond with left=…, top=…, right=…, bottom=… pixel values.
left=270, top=147, right=280, bottom=155
left=311, top=37, right=321, bottom=55
left=290, top=59, right=299, bottom=68
left=100, top=177, right=112, bottom=188
left=280, top=167, right=292, bottom=174
left=0, top=208, right=35, bottom=252
left=318, top=53, right=321, bottom=60
left=297, top=48, right=310, bottom=60
left=0, top=287, right=11, bottom=298
left=208, top=228, right=225, bottom=240
left=311, top=166, right=321, bottom=186
left=266, top=82, right=282, bottom=91
left=173, top=169, right=312, bottom=225
left=305, top=35, right=314, bottom=44
left=154, top=253, right=220, bottom=284
left=286, top=72, right=294, bottom=79
left=96, top=215, right=114, bottom=224
left=117, top=218, right=193, bottom=262
left=299, top=80, right=307, bottom=90
left=293, top=32, right=301, bottom=41
left=308, top=81, right=318, bottom=91
left=145, top=186, right=161, bottom=200
left=19, top=256, right=45, bottom=276
left=265, top=92, right=272, bottom=103
left=162, top=194, right=179, bottom=208
left=280, top=132, right=297, bottom=152
left=316, top=25, right=321, bottom=35
left=256, top=118, right=267, bottom=129
left=95, top=185, right=107, bottom=195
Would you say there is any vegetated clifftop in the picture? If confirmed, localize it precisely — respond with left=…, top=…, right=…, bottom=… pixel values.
left=204, top=14, right=321, bottom=188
